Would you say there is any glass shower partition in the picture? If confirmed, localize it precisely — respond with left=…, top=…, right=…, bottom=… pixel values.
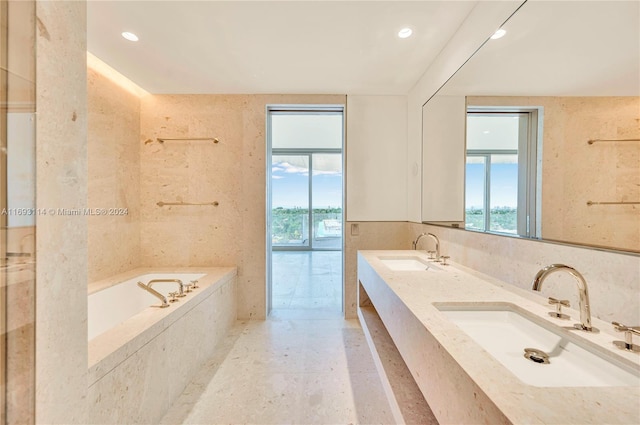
left=1, top=0, right=36, bottom=423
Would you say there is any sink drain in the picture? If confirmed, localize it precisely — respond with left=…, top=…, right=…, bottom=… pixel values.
left=524, top=348, right=550, bottom=364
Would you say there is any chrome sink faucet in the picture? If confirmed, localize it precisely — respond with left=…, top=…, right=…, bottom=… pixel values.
left=412, top=233, right=428, bottom=250
left=412, top=232, right=441, bottom=261
left=531, top=264, right=597, bottom=332
left=426, top=233, right=440, bottom=260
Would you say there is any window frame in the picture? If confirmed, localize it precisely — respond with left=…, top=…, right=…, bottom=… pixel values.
left=466, top=108, right=540, bottom=237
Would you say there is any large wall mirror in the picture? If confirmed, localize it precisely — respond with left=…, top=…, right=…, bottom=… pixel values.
left=422, top=0, right=639, bottom=254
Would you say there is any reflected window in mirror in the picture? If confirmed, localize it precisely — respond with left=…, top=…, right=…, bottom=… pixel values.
left=465, top=110, right=540, bottom=237
left=421, top=0, right=639, bottom=253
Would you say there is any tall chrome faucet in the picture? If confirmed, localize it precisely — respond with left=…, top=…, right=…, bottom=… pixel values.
left=412, top=233, right=428, bottom=250
left=531, top=264, right=597, bottom=332
left=426, top=233, right=440, bottom=260
left=412, top=232, right=441, bottom=261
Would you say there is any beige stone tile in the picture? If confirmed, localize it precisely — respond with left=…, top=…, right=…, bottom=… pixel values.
left=296, top=371, right=394, bottom=425
left=344, top=222, right=411, bottom=318
left=88, top=63, right=142, bottom=282
left=161, top=313, right=392, bottom=425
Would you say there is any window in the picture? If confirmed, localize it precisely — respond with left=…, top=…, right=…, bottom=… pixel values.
left=465, top=110, right=540, bottom=237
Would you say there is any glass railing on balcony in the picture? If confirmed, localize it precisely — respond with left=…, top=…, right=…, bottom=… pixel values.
left=272, top=209, right=342, bottom=249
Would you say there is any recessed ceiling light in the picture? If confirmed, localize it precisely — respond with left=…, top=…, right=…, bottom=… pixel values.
left=490, top=29, right=506, bottom=40
left=121, top=31, right=139, bottom=42
left=398, top=28, right=413, bottom=39
left=483, top=130, right=490, bottom=134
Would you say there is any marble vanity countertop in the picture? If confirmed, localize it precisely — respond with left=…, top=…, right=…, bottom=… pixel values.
left=358, top=250, right=640, bottom=425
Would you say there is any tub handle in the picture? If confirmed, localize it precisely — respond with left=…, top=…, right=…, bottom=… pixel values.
left=190, top=280, right=199, bottom=289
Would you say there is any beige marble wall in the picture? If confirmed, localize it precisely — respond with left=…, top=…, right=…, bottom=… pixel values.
left=35, top=1, right=88, bottom=423
left=87, top=66, right=141, bottom=282
left=468, top=96, right=640, bottom=252
left=140, top=94, right=345, bottom=319
left=408, top=222, right=640, bottom=326
left=344, top=222, right=410, bottom=318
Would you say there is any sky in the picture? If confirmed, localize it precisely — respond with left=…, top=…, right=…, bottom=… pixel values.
left=466, top=162, right=518, bottom=209
left=271, top=159, right=342, bottom=209
left=272, top=157, right=516, bottom=210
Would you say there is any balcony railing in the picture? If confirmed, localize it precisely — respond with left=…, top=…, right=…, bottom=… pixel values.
left=272, top=209, right=342, bottom=248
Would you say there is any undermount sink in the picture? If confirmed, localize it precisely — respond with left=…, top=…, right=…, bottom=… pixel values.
left=436, top=303, right=640, bottom=387
left=378, top=256, right=441, bottom=272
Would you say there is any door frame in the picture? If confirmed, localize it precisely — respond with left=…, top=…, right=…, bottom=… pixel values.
left=265, top=105, right=345, bottom=315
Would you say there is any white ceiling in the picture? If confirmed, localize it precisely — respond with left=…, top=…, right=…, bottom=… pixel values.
left=441, top=0, right=640, bottom=97
left=87, top=1, right=478, bottom=95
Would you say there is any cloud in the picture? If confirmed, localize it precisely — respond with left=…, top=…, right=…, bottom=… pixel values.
left=274, top=161, right=308, bottom=175
left=312, top=170, right=341, bottom=176
left=272, top=156, right=342, bottom=177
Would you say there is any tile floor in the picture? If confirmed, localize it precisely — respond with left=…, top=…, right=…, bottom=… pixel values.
left=160, top=309, right=394, bottom=424
left=271, top=251, right=342, bottom=311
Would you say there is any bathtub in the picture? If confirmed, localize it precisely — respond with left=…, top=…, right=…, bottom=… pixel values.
left=88, top=273, right=206, bottom=341
left=87, top=267, right=237, bottom=424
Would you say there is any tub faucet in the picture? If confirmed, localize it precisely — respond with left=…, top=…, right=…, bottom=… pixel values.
left=531, top=264, right=597, bottom=332
left=148, top=279, right=186, bottom=297
left=137, top=281, right=169, bottom=308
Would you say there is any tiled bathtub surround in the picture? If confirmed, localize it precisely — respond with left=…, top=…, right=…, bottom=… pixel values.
left=87, top=267, right=237, bottom=424
left=409, top=222, right=640, bottom=325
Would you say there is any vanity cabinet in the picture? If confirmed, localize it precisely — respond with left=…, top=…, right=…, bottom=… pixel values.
left=357, top=252, right=508, bottom=425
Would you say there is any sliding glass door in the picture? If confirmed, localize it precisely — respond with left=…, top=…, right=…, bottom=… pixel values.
left=271, top=152, right=342, bottom=250
left=311, top=153, right=342, bottom=250
left=271, top=154, right=311, bottom=249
